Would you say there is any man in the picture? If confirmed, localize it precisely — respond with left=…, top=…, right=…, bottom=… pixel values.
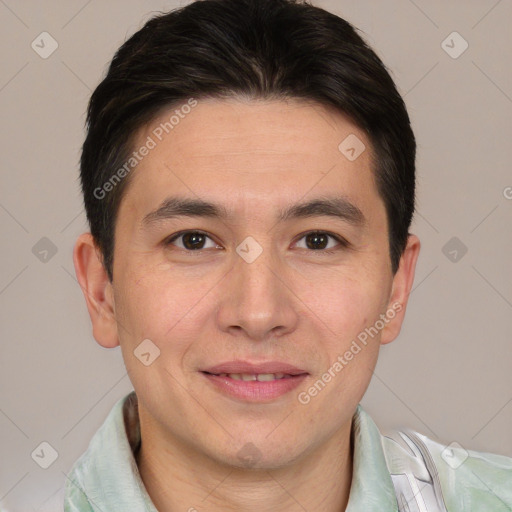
left=65, top=0, right=512, bottom=510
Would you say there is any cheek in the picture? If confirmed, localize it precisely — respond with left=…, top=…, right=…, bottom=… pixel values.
left=306, top=271, right=387, bottom=343
left=114, top=268, right=197, bottom=348
left=113, top=273, right=201, bottom=401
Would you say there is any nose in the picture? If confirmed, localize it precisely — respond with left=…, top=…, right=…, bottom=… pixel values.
left=215, top=244, right=300, bottom=342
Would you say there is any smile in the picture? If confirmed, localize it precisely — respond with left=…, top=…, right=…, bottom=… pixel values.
left=201, top=371, right=308, bottom=401
left=207, top=372, right=294, bottom=381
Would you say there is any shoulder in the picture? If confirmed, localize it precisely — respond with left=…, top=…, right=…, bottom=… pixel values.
left=63, top=392, right=143, bottom=511
left=381, top=428, right=512, bottom=511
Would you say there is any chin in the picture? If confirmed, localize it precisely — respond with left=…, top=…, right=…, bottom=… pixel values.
left=211, top=437, right=303, bottom=472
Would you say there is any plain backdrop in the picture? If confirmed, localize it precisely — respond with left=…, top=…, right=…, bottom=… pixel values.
left=0, top=0, right=511, bottom=510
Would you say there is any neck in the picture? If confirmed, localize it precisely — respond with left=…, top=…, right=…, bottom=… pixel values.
left=136, top=411, right=354, bottom=512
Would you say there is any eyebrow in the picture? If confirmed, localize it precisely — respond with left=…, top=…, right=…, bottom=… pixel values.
left=141, top=195, right=365, bottom=227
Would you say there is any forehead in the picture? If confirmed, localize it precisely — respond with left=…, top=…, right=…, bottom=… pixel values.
left=121, top=98, right=381, bottom=222
left=137, top=98, right=370, bottom=163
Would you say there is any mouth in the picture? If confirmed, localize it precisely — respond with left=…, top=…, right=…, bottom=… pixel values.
left=202, top=371, right=304, bottom=381
left=200, top=365, right=309, bottom=402
left=201, top=360, right=308, bottom=376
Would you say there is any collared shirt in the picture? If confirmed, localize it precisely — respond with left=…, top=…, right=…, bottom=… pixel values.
left=64, top=392, right=512, bottom=511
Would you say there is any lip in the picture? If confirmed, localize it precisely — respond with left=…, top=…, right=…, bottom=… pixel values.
left=201, top=372, right=308, bottom=402
left=200, top=360, right=309, bottom=402
left=202, top=360, right=308, bottom=375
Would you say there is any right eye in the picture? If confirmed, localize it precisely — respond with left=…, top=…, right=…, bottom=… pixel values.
left=165, top=230, right=222, bottom=251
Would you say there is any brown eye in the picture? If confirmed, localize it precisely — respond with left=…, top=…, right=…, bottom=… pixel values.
left=295, top=231, right=347, bottom=252
left=305, top=232, right=329, bottom=250
left=167, top=231, right=218, bottom=251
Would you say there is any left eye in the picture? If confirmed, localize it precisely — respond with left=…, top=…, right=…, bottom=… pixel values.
left=294, top=231, right=346, bottom=251
left=165, top=230, right=346, bottom=252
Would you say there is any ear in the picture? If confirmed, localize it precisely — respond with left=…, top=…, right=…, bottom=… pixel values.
left=73, top=232, right=119, bottom=348
left=380, top=234, right=421, bottom=345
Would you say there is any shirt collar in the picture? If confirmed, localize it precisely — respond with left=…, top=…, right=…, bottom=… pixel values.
left=65, top=392, right=157, bottom=511
left=66, top=392, right=397, bottom=511
left=346, top=405, right=398, bottom=511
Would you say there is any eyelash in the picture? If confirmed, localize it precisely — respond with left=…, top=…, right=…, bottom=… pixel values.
left=164, top=230, right=349, bottom=255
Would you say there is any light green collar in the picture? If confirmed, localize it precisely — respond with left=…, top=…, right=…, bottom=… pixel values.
left=346, top=405, right=398, bottom=511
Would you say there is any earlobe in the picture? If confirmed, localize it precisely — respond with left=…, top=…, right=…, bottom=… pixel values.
left=380, top=234, right=421, bottom=345
left=73, top=233, right=119, bottom=348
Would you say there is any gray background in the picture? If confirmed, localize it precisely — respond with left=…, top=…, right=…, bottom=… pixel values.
left=1, top=0, right=511, bottom=510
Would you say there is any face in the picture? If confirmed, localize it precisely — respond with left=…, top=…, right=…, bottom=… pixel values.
left=76, top=98, right=419, bottom=470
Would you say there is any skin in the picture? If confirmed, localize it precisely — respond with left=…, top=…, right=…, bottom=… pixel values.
left=74, top=98, right=420, bottom=512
